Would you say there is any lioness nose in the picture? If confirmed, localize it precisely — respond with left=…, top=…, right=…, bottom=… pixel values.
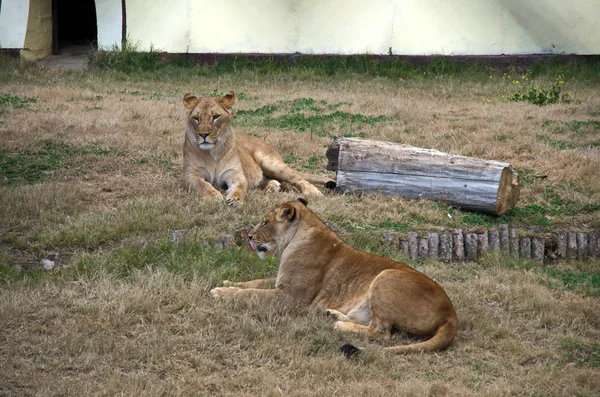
left=199, top=133, right=209, bottom=139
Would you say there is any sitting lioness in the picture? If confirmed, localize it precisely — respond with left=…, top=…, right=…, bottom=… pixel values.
left=182, top=91, right=333, bottom=206
left=210, top=198, right=458, bottom=354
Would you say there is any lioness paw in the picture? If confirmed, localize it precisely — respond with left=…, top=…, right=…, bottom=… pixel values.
left=226, top=195, right=243, bottom=207
left=210, top=286, right=241, bottom=299
left=326, top=309, right=348, bottom=322
left=302, top=185, right=323, bottom=197
left=222, top=280, right=234, bottom=287
left=204, top=190, right=224, bottom=201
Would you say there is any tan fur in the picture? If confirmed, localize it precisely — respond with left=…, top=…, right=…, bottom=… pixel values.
left=182, top=92, right=333, bottom=206
left=211, top=199, right=458, bottom=354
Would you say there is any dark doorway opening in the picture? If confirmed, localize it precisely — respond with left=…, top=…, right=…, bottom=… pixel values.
left=52, top=0, right=97, bottom=54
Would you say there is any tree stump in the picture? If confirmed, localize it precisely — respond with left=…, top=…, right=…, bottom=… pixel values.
left=326, top=137, right=520, bottom=215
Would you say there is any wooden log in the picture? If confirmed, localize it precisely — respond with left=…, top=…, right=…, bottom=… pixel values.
left=401, top=240, right=409, bottom=257
left=326, top=137, right=519, bottom=215
left=418, top=237, right=429, bottom=259
left=408, top=232, right=418, bottom=260
left=428, top=232, right=440, bottom=260
left=576, top=233, right=589, bottom=261
left=452, top=230, right=465, bottom=261
left=488, top=230, right=500, bottom=252
left=567, top=232, right=577, bottom=259
left=510, top=228, right=519, bottom=259
left=440, top=233, right=453, bottom=262
left=590, top=233, right=600, bottom=259
left=532, top=238, right=545, bottom=264
left=465, top=233, right=478, bottom=262
left=477, top=232, right=489, bottom=256
left=556, top=232, right=567, bottom=260
left=519, top=237, right=532, bottom=260
left=500, top=224, right=510, bottom=255
left=382, top=232, right=399, bottom=248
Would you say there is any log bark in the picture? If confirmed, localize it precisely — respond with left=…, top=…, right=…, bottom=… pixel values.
left=440, top=233, right=453, bottom=262
left=500, top=225, right=510, bottom=255
left=418, top=237, right=429, bottom=259
left=488, top=230, right=500, bottom=252
left=510, top=228, right=519, bottom=259
left=465, top=233, right=478, bottom=262
left=532, top=238, right=545, bottom=263
left=576, top=233, right=589, bottom=261
left=452, top=229, right=465, bottom=261
left=567, top=232, right=577, bottom=259
left=408, top=232, right=418, bottom=260
left=326, top=137, right=520, bottom=215
left=428, top=232, right=440, bottom=260
left=519, top=237, right=532, bottom=260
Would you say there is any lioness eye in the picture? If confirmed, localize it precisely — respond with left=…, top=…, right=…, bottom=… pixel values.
left=192, top=116, right=199, bottom=122
left=212, top=115, right=220, bottom=121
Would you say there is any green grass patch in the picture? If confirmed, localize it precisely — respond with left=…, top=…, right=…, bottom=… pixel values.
left=0, top=142, right=119, bottom=186
left=542, top=267, right=600, bottom=298
left=1, top=241, right=279, bottom=287
left=236, top=98, right=387, bottom=137
left=538, top=119, right=600, bottom=150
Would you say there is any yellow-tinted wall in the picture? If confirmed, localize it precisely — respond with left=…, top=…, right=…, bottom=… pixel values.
left=21, top=0, right=52, bottom=61
left=126, top=0, right=600, bottom=55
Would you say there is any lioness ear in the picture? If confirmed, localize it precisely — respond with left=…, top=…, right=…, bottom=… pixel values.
left=276, top=204, right=296, bottom=222
left=183, top=93, right=199, bottom=109
left=297, top=197, right=308, bottom=206
left=218, top=91, right=237, bottom=114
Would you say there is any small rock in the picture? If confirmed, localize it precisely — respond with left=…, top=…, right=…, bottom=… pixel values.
left=219, top=234, right=235, bottom=247
left=41, top=259, right=55, bottom=271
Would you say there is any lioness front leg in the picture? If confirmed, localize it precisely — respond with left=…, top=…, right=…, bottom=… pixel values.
left=210, top=287, right=282, bottom=302
left=183, top=172, right=223, bottom=200
left=222, top=171, right=248, bottom=207
left=223, top=278, right=276, bottom=289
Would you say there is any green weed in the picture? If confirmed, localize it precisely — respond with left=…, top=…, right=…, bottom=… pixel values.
left=504, top=73, right=572, bottom=106
left=0, top=93, right=37, bottom=110
left=561, top=338, right=600, bottom=368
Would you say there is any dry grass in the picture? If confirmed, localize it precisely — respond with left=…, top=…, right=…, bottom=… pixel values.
left=1, top=58, right=600, bottom=396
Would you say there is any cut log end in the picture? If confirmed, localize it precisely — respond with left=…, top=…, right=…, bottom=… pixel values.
left=496, top=166, right=520, bottom=216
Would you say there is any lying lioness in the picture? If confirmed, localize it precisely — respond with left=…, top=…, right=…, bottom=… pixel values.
left=182, top=91, right=333, bottom=206
left=210, top=198, right=458, bottom=354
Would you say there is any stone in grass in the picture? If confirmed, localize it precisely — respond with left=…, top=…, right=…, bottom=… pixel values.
left=169, top=230, right=186, bottom=245
left=41, top=259, right=55, bottom=271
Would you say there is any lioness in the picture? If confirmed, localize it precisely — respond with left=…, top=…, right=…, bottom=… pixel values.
left=210, top=198, right=458, bottom=354
left=182, top=91, right=333, bottom=206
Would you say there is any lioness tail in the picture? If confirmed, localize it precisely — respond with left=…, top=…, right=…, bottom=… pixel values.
left=383, top=318, right=458, bottom=354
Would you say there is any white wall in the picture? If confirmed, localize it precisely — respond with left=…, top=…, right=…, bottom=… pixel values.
left=96, top=0, right=122, bottom=49
left=124, top=0, right=600, bottom=55
left=4, top=0, right=600, bottom=55
left=0, top=0, right=30, bottom=49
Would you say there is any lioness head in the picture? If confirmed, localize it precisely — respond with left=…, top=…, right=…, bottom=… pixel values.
left=248, top=198, right=308, bottom=259
left=182, top=91, right=237, bottom=150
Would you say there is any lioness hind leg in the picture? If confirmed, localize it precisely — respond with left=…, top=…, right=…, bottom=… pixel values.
left=261, top=159, right=322, bottom=197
